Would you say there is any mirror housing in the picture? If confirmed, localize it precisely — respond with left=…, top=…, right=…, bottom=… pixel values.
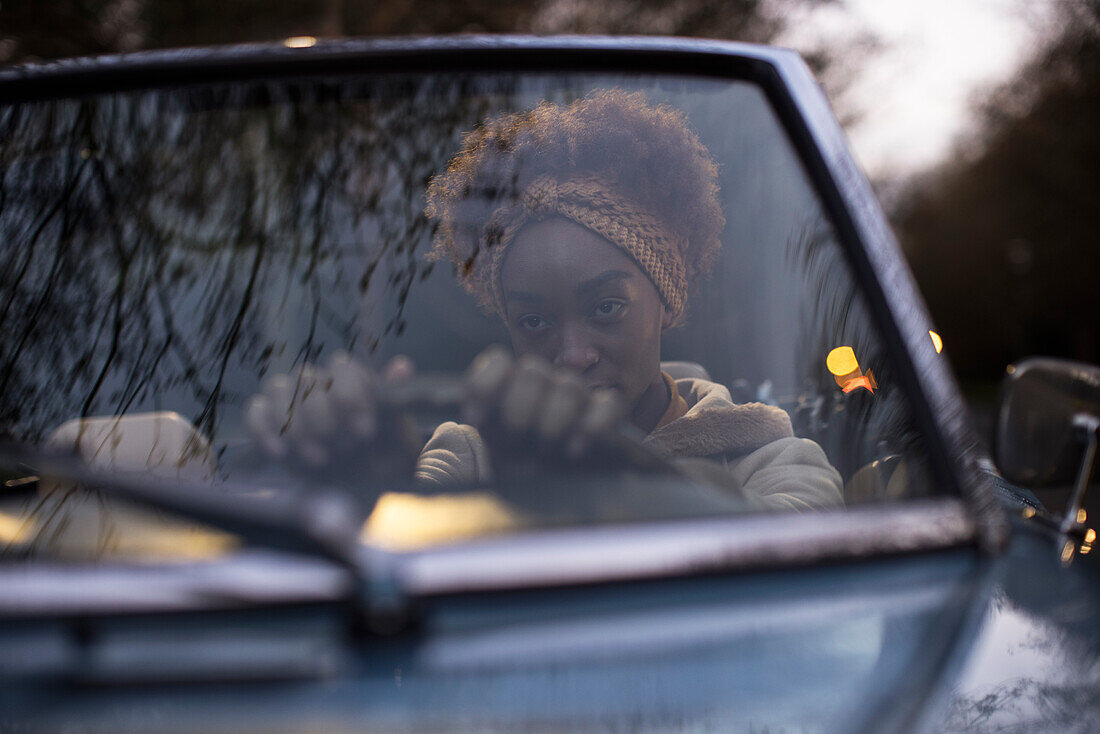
left=994, top=357, right=1100, bottom=489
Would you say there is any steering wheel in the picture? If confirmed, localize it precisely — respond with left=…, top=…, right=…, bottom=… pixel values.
left=374, top=374, right=749, bottom=523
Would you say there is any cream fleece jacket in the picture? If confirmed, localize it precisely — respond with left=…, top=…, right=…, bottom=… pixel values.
left=414, top=377, right=843, bottom=512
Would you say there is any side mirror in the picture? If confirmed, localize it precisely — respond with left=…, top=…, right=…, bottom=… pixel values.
left=994, top=358, right=1099, bottom=532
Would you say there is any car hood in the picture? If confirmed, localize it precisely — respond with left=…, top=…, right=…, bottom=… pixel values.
left=926, top=515, right=1100, bottom=733
left=6, top=516, right=1097, bottom=734
left=0, top=547, right=973, bottom=733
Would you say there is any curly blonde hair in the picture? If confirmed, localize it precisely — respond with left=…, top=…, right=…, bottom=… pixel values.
left=425, top=89, right=724, bottom=325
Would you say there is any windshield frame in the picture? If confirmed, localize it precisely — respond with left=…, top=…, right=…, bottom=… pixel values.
left=0, top=36, right=1005, bottom=592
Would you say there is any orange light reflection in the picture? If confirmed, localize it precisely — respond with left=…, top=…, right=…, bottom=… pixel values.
left=929, top=330, right=943, bottom=353
left=826, top=346, right=876, bottom=395
left=283, top=36, right=317, bottom=48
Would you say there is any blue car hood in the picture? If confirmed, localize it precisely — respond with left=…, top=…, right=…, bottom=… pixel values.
left=6, top=517, right=1099, bottom=734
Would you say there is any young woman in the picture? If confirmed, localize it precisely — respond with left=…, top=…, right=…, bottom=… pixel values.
left=245, top=90, right=842, bottom=513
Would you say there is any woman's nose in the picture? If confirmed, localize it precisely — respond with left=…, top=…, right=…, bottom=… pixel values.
left=553, top=328, right=599, bottom=372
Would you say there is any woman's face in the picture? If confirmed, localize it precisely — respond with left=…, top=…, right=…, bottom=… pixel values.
left=500, top=216, right=671, bottom=422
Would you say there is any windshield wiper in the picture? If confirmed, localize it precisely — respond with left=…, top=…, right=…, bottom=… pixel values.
left=0, top=440, right=410, bottom=628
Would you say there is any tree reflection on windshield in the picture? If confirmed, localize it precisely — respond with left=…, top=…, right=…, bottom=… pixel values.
left=0, top=78, right=502, bottom=448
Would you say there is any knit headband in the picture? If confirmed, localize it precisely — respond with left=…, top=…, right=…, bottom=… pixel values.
left=468, top=174, right=689, bottom=322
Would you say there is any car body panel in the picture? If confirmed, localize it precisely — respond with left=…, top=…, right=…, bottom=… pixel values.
left=931, top=513, right=1100, bottom=733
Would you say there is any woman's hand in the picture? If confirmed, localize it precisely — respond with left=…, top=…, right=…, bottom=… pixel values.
left=462, top=346, right=628, bottom=460
left=243, top=351, right=417, bottom=479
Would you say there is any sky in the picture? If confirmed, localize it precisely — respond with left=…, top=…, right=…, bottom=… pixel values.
left=783, top=0, right=1049, bottom=180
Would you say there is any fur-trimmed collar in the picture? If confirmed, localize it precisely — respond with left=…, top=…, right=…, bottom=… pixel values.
left=643, top=377, right=793, bottom=458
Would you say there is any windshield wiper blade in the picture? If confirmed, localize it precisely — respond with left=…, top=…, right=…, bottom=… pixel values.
left=1, top=440, right=415, bottom=629
left=0, top=439, right=367, bottom=570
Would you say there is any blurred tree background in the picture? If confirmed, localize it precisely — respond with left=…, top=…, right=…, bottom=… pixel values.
left=0, top=0, right=848, bottom=63
left=893, top=0, right=1099, bottom=389
left=0, top=0, right=872, bottom=109
left=0, top=0, right=1095, bottom=392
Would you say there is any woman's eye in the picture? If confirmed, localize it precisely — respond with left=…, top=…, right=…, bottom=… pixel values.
left=593, top=300, right=625, bottom=318
left=519, top=315, right=548, bottom=330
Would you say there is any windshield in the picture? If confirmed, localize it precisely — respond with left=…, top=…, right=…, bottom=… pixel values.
left=0, top=70, right=939, bottom=559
